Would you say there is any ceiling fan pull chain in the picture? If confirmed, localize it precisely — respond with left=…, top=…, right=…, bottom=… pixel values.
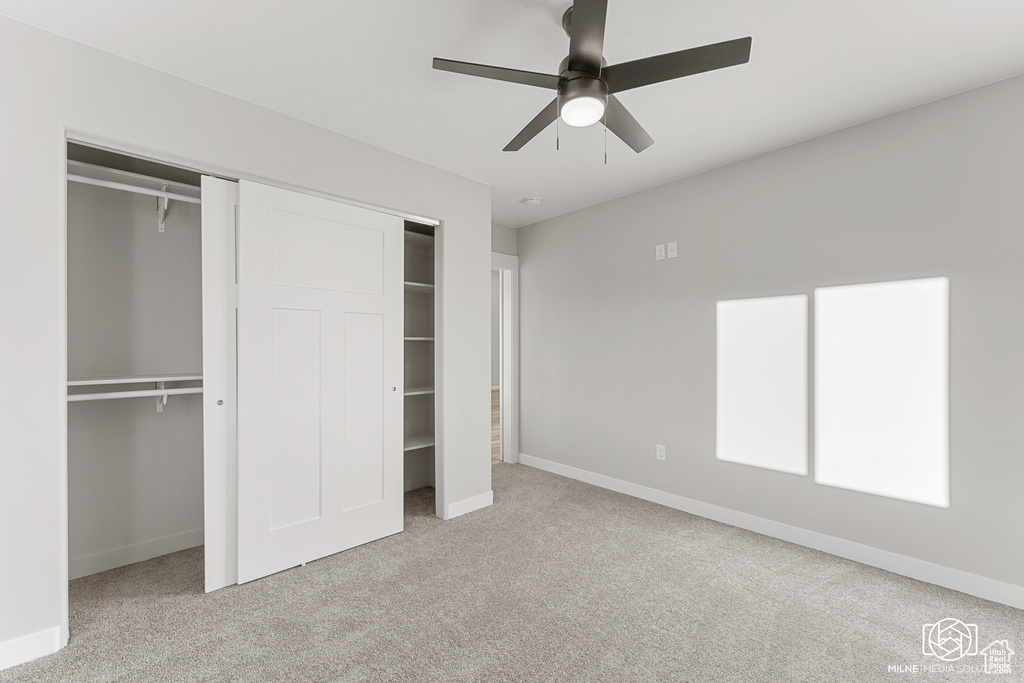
left=556, top=116, right=560, bottom=151
left=604, top=117, right=608, bottom=165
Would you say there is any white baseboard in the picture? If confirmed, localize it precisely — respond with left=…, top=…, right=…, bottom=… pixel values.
left=445, top=490, right=493, bottom=520
left=0, top=626, right=60, bottom=671
left=519, top=453, right=1024, bottom=610
left=69, top=528, right=204, bottom=580
left=404, top=475, right=435, bottom=492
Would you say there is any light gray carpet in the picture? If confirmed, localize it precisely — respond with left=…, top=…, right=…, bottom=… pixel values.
left=3, top=463, right=1021, bottom=682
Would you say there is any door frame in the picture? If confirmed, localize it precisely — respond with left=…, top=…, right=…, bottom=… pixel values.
left=491, top=252, right=519, bottom=464
left=57, top=129, right=443, bottom=643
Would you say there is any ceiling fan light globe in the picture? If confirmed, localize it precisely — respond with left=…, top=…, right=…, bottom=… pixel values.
left=560, top=96, right=606, bottom=127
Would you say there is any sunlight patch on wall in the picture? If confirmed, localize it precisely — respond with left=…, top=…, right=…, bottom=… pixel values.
left=716, top=294, right=808, bottom=475
left=814, top=277, right=949, bottom=507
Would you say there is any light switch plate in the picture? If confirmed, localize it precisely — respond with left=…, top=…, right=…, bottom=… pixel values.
left=667, top=242, right=678, bottom=258
left=656, top=244, right=666, bottom=261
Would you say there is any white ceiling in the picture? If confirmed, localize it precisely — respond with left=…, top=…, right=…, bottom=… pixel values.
left=3, top=1, right=1024, bottom=227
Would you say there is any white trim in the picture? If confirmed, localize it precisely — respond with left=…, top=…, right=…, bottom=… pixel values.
left=0, top=626, right=61, bottom=671
left=518, top=453, right=1024, bottom=610
left=57, top=126, right=70, bottom=651
left=404, top=475, right=435, bottom=492
left=491, top=385, right=501, bottom=390
left=433, top=223, right=446, bottom=519
left=68, top=528, right=204, bottom=581
left=491, top=253, right=519, bottom=465
left=444, top=490, right=493, bottom=520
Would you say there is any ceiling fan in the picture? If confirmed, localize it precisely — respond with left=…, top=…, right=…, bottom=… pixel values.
left=433, top=0, right=751, bottom=153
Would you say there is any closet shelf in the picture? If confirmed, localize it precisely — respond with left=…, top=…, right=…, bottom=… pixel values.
left=403, top=281, right=434, bottom=293
left=67, top=374, right=204, bottom=409
left=67, top=373, right=203, bottom=387
left=67, top=173, right=201, bottom=205
left=403, top=387, right=435, bottom=396
left=404, top=337, right=434, bottom=341
left=404, top=231, right=435, bottom=249
left=67, top=160, right=201, bottom=205
left=67, top=387, right=203, bottom=403
left=403, top=434, right=435, bottom=451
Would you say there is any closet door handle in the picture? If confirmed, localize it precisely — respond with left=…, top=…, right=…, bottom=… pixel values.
left=217, top=400, right=224, bottom=406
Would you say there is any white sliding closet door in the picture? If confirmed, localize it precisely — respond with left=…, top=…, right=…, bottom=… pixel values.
left=236, top=180, right=404, bottom=584
left=202, top=176, right=240, bottom=592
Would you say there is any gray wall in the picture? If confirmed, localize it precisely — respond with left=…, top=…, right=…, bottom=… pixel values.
left=0, top=16, right=491, bottom=650
left=491, top=222, right=518, bottom=256
left=517, top=74, right=1024, bottom=589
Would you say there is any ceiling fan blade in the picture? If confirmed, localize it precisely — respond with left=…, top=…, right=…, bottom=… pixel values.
left=566, top=0, right=608, bottom=73
left=433, top=58, right=560, bottom=89
left=504, top=99, right=559, bottom=151
left=605, top=96, right=654, bottom=153
left=603, top=36, right=752, bottom=94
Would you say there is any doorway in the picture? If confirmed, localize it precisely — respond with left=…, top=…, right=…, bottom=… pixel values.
left=491, top=269, right=501, bottom=463
left=491, top=252, right=519, bottom=464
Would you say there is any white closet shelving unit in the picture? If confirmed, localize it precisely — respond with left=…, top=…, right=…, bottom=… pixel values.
left=403, top=224, right=438, bottom=487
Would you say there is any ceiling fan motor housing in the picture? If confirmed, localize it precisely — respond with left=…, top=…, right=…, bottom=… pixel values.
left=556, top=26, right=610, bottom=123
left=557, top=76, right=608, bottom=114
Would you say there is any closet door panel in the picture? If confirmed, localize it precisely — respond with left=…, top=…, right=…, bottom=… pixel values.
left=271, top=212, right=384, bottom=294
left=202, top=176, right=239, bottom=593
left=343, top=312, right=385, bottom=511
left=237, top=180, right=403, bottom=584
left=269, top=308, right=324, bottom=529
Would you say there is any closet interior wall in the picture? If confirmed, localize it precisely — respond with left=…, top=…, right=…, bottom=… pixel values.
left=66, top=150, right=204, bottom=579
left=403, top=222, right=437, bottom=492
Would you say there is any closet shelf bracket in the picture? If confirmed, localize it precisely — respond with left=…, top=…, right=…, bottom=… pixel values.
left=157, top=185, right=169, bottom=232
left=156, top=381, right=167, bottom=412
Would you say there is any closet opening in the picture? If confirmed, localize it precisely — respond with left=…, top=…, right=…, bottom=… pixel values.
left=403, top=220, right=439, bottom=499
left=62, top=138, right=445, bottom=644
left=64, top=142, right=211, bottom=594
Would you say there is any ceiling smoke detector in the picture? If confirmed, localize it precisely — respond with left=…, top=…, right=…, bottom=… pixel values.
left=521, top=197, right=542, bottom=206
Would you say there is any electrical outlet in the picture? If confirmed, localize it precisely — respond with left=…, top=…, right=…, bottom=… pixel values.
left=656, top=444, right=666, bottom=461
left=667, top=242, right=678, bottom=258
left=656, top=244, right=666, bottom=261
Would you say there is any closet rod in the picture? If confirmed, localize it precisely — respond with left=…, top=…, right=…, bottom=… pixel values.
left=67, top=174, right=202, bottom=205
left=67, top=387, right=204, bottom=402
